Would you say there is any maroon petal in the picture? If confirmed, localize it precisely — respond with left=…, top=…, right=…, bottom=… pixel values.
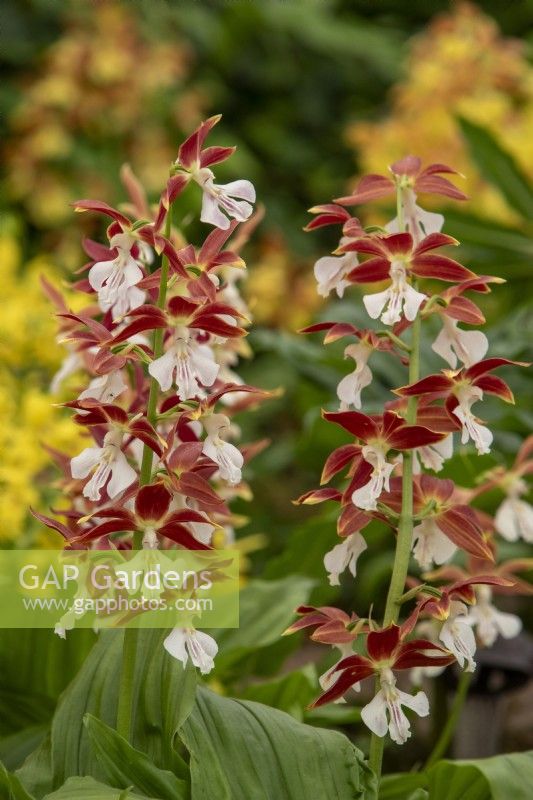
left=305, top=204, right=351, bottom=231
left=158, top=523, right=211, bottom=550
left=177, top=472, right=224, bottom=508
left=411, top=255, right=476, bottom=282
left=419, top=474, right=454, bottom=503
left=414, top=174, right=468, bottom=201
left=394, top=639, right=455, bottom=670
left=321, top=444, right=360, bottom=484
left=396, top=374, right=455, bottom=397
left=295, top=488, right=342, bottom=505
left=323, top=410, right=379, bottom=441
left=445, top=296, right=485, bottom=325
left=200, top=145, right=236, bottom=168
left=311, top=664, right=374, bottom=707
left=346, top=258, right=390, bottom=284
left=387, top=425, right=444, bottom=450
left=475, top=375, right=514, bottom=403
left=72, top=200, right=131, bottom=228
left=390, top=155, right=421, bottom=177
left=129, top=419, right=163, bottom=458
left=338, top=505, right=372, bottom=537
left=30, top=509, right=74, bottom=541
left=413, top=232, right=458, bottom=255
left=343, top=458, right=374, bottom=503
left=168, top=442, right=203, bottom=473
left=135, top=483, right=172, bottom=523
left=366, top=625, right=401, bottom=663
left=334, top=174, right=395, bottom=206
left=382, top=232, right=413, bottom=257
left=437, top=507, right=493, bottom=561
left=466, top=357, right=527, bottom=381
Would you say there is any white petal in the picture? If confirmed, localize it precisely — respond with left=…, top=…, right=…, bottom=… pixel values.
left=455, top=329, right=488, bottom=367
left=148, top=349, right=177, bottom=392
left=396, top=688, right=429, bottom=718
left=495, top=498, right=533, bottom=543
left=361, top=690, right=389, bottom=738
left=439, top=618, right=476, bottom=671
left=414, top=206, right=445, bottom=237
left=336, top=364, right=372, bottom=410
left=313, top=255, right=351, bottom=298
left=51, top=351, right=82, bottom=394
left=186, top=629, right=218, bottom=674
left=163, top=628, right=188, bottom=665
left=363, top=289, right=390, bottom=320
left=107, top=451, right=137, bottom=498
left=494, top=609, right=522, bottom=640
left=495, top=498, right=521, bottom=542
left=202, top=438, right=243, bottom=484
left=191, top=344, right=220, bottom=388
left=123, top=256, right=144, bottom=288
left=88, top=259, right=116, bottom=291
left=402, top=284, right=427, bottom=322
left=412, top=519, right=456, bottom=570
left=222, top=179, right=256, bottom=202
left=432, top=324, right=457, bottom=368
left=201, top=191, right=230, bottom=229
left=323, top=533, right=367, bottom=586
left=71, top=447, right=103, bottom=479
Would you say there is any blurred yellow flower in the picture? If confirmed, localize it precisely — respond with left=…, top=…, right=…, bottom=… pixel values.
left=347, top=2, right=533, bottom=223
left=0, top=235, right=86, bottom=544
left=2, top=0, right=204, bottom=236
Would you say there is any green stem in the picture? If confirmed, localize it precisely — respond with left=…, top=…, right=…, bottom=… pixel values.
left=425, top=671, right=472, bottom=768
left=135, top=211, right=172, bottom=544
left=116, top=209, right=173, bottom=740
left=368, top=185, right=420, bottom=782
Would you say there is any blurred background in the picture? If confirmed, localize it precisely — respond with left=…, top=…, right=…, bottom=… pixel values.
left=1, top=0, right=532, bottom=769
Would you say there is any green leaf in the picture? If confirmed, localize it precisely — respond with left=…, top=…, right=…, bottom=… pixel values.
left=214, top=576, right=314, bottom=670
left=238, top=666, right=317, bottom=719
left=0, top=760, right=34, bottom=800
left=42, top=776, right=149, bottom=799
left=457, top=116, right=533, bottom=219
left=379, top=772, right=427, bottom=800
left=180, top=685, right=377, bottom=800
left=427, top=752, right=533, bottom=799
left=83, top=715, right=187, bottom=800
left=380, top=752, right=533, bottom=799
left=0, top=726, right=47, bottom=772
left=17, top=631, right=196, bottom=797
left=0, top=629, right=96, bottom=735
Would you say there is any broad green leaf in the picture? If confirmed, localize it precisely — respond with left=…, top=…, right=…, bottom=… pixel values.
left=42, top=776, right=149, bottom=799
left=17, top=631, right=196, bottom=798
left=214, top=576, right=314, bottom=671
left=180, top=685, right=377, bottom=800
left=0, top=629, right=96, bottom=735
left=238, top=666, right=317, bottom=719
left=427, top=752, right=533, bottom=799
left=380, top=752, right=533, bottom=799
left=83, top=715, right=187, bottom=800
left=0, top=760, right=34, bottom=800
left=457, top=117, right=533, bottom=220
left=379, top=772, right=427, bottom=800
left=0, top=726, right=47, bottom=772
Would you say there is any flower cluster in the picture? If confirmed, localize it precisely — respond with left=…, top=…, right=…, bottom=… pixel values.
left=34, top=116, right=267, bottom=671
left=287, top=155, right=531, bottom=749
